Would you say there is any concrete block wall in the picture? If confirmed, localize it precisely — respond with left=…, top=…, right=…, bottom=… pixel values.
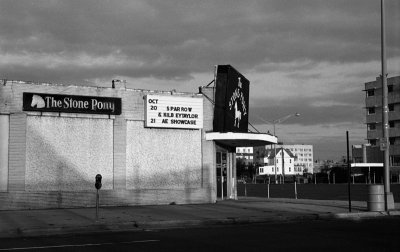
left=0, top=114, right=9, bottom=191
left=126, top=121, right=202, bottom=189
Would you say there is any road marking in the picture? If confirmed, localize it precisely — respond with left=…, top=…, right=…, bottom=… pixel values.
left=0, top=240, right=160, bottom=251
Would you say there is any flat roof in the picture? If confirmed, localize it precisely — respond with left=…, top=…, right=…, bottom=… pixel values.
left=205, top=132, right=277, bottom=147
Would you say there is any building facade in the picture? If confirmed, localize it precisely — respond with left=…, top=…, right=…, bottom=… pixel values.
left=0, top=80, right=216, bottom=210
left=0, top=65, right=277, bottom=210
left=235, top=147, right=254, bottom=164
left=364, top=76, right=400, bottom=168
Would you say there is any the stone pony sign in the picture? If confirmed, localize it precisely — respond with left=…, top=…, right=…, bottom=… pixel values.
left=23, top=92, right=121, bottom=115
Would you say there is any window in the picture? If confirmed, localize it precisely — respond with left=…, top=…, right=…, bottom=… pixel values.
left=272, top=167, right=274, bottom=172
left=391, top=155, right=400, bottom=166
left=260, top=168, right=264, bottom=173
left=289, top=167, right=291, bottom=172
left=389, top=104, right=394, bottom=112
left=367, top=89, right=375, bottom=97
left=368, top=107, right=375, bottom=115
left=389, top=137, right=395, bottom=145
left=389, top=121, right=395, bottom=128
left=277, top=168, right=279, bottom=172
left=369, top=139, right=377, bottom=146
left=388, top=85, right=393, bottom=93
left=368, top=123, right=376, bottom=131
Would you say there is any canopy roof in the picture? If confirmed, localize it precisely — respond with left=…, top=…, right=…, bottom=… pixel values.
left=205, top=132, right=277, bottom=148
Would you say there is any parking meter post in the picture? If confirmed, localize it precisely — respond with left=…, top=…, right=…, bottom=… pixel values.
left=267, top=182, right=270, bottom=199
left=95, top=174, right=102, bottom=221
left=96, top=190, right=98, bottom=220
left=346, top=131, right=352, bottom=213
left=294, top=180, right=297, bottom=199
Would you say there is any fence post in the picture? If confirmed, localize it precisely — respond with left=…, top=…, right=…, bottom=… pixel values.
left=267, top=182, right=270, bottom=199
left=294, top=180, right=297, bottom=199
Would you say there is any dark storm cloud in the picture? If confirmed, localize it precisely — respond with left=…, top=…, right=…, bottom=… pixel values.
left=1, top=0, right=399, bottom=83
left=250, top=89, right=364, bottom=126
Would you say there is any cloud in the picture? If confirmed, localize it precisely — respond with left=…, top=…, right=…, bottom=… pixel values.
left=0, top=0, right=399, bottom=160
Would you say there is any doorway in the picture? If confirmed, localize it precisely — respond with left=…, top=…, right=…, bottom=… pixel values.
left=216, top=151, right=227, bottom=199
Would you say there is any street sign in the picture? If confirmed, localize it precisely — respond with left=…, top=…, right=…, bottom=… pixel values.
left=380, top=138, right=388, bottom=151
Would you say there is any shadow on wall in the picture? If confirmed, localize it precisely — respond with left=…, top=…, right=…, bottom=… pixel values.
left=25, top=116, right=114, bottom=192
left=126, top=121, right=203, bottom=190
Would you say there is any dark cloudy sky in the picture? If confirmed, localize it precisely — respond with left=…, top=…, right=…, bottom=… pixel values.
left=1, top=0, right=399, bottom=160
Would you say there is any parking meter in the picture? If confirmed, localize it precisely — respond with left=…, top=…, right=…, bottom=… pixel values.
left=95, top=174, right=102, bottom=190
left=95, top=174, right=102, bottom=221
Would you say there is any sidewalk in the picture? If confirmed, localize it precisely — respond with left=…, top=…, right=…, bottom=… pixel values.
left=0, top=197, right=399, bottom=238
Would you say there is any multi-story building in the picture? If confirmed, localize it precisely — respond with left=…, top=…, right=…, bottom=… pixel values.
left=255, top=144, right=314, bottom=174
left=235, top=147, right=254, bottom=164
left=364, top=76, right=400, bottom=167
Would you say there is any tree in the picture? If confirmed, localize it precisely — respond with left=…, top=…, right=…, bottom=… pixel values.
left=236, top=158, right=247, bottom=181
left=236, top=159, right=257, bottom=183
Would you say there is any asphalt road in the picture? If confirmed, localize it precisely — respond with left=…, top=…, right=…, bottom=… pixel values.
left=1, top=217, right=400, bottom=251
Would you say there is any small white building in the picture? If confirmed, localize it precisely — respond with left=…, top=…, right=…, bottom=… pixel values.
left=258, top=148, right=302, bottom=176
left=255, top=144, right=314, bottom=174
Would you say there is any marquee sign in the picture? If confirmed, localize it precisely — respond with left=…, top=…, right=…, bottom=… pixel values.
left=145, top=95, right=203, bottom=129
left=23, top=93, right=122, bottom=115
left=213, top=65, right=250, bottom=133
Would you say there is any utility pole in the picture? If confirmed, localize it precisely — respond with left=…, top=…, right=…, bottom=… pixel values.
left=274, top=124, right=277, bottom=183
left=381, top=0, right=394, bottom=211
left=282, top=148, right=285, bottom=184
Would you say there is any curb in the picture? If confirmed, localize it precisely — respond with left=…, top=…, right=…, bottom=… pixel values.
left=319, top=210, right=400, bottom=220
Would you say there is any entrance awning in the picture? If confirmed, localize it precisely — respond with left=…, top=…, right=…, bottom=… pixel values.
left=205, top=132, right=277, bottom=147
left=351, top=163, right=383, bottom=168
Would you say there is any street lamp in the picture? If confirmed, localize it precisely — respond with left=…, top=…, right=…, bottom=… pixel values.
left=258, top=113, right=300, bottom=184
